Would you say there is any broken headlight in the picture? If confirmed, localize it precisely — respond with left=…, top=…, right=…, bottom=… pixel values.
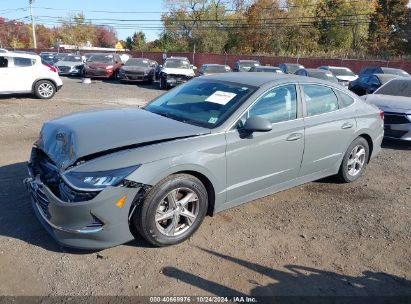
left=62, top=165, right=140, bottom=191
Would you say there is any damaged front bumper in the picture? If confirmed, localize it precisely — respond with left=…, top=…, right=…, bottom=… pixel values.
left=166, top=74, right=194, bottom=87
left=24, top=175, right=142, bottom=250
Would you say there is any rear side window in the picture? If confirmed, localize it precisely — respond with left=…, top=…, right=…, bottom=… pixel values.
left=302, top=84, right=339, bottom=116
left=0, top=56, right=9, bottom=68
left=336, top=91, right=355, bottom=107
left=14, top=57, right=35, bottom=67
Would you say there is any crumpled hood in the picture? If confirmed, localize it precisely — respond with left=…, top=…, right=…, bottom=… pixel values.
left=55, top=61, right=83, bottom=67
left=162, top=68, right=195, bottom=76
left=365, top=94, right=411, bottom=114
left=37, top=108, right=210, bottom=170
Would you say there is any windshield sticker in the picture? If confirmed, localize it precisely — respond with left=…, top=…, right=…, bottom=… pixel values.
left=208, top=117, right=218, bottom=124
left=205, top=91, right=237, bottom=105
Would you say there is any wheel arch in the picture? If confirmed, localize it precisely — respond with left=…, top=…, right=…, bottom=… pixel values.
left=357, top=133, right=373, bottom=163
left=172, top=170, right=216, bottom=216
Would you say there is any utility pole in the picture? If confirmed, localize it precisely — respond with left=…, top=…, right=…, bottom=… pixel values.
left=29, top=0, right=37, bottom=49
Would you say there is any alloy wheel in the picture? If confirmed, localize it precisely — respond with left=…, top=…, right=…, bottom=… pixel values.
left=155, top=187, right=199, bottom=237
left=38, top=83, right=54, bottom=98
left=347, top=145, right=366, bottom=176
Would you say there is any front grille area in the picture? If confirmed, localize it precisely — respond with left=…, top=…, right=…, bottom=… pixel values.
left=30, top=148, right=99, bottom=203
left=28, top=181, right=50, bottom=215
left=384, top=113, right=410, bottom=125
left=58, top=66, right=71, bottom=73
left=125, top=71, right=144, bottom=76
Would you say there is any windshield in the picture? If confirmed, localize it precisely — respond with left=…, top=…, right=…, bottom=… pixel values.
left=382, top=68, right=410, bottom=76
left=164, top=59, right=190, bottom=69
left=329, top=68, right=355, bottom=77
left=125, top=59, right=150, bottom=67
left=255, top=67, right=279, bottom=73
left=310, top=71, right=338, bottom=82
left=204, top=65, right=229, bottom=73
left=87, top=55, right=113, bottom=63
left=144, top=79, right=256, bottom=128
left=287, top=64, right=304, bottom=74
left=374, top=79, right=411, bottom=97
left=239, top=61, right=260, bottom=70
left=61, top=55, right=82, bottom=62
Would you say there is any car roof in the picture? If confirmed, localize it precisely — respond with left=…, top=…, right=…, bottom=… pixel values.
left=255, top=66, right=279, bottom=69
left=303, top=68, right=330, bottom=73
left=203, top=63, right=227, bottom=66
left=2, top=52, right=39, bottom=59
left=374, top=73, right=400, bottom=82
left=237, top=60, right=260, bottom=62
left=204, top=72, right=334, bottom=87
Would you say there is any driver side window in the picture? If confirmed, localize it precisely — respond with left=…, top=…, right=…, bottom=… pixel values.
left=244, top=85, right=297, bottom=125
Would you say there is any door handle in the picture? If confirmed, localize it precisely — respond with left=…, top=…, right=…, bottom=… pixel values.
left=341, top=122, right=354, bottom=129
left=286, top=133, right=303, bottom=141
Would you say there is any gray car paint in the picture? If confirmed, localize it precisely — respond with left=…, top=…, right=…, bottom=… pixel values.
left=26, top=73, right=384, bottom=249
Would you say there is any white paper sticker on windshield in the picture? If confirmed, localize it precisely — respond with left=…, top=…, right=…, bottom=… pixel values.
left=208, top=117, right=218, bottom=124
left=205, top=91, right=237, bottom=105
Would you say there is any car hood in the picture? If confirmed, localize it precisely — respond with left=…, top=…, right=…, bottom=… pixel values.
left=55, top=61, right=83, bottom=67
left=121, top=66, right=152, bottom=72
left=364, top=94, right=411, bottom=114
left=85, top=62, right=113, bottom=69
left=162, top=68, right=195, bottom=76
left=36, top=108, right=210, bottom=170
left=336, top=75, right=358, bottom=82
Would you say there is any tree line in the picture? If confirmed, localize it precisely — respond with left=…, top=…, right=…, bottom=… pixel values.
left=1, top=0, right=409, bottom=60
left=145, top=0, right=410, bottom=59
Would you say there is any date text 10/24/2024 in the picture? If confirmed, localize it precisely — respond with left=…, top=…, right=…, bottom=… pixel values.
left=149, top=296, right=258, bottom=303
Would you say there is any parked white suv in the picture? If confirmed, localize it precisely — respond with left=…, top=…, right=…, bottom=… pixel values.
left=0, top=52, right=63, bottom=99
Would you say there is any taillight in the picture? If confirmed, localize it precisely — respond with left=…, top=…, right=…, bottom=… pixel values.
left=43, top=63, right=57, bottom=73
left=379, top=110, right=384, bottom=120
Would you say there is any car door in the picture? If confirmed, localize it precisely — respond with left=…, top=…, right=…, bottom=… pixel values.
left=300, top=84, right=356, bottom=176
left=7, top=56, right=36, bottom=92
left=225, top=84, right=305, bottom=203
left=0, top=55, right=11, bottom=92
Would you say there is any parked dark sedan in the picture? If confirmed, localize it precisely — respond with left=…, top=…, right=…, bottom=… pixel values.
left=349, top=74, right=398, bottom=96
left=234, top=60, right=260, bottom=72
left=358, top=66, right=410, bottom=77
left=197, top=64, right=231, bottom=76
left=249, top=66, right=283, bottom=73
left=118, top=58, right=156, bottom=83
left=279, top=63, right=305, bottom=74
left=295, top=68, right=338, bottom=83
left=363, top=78, right=411, bottom=141
left=83, top=53, right=123, bottom=79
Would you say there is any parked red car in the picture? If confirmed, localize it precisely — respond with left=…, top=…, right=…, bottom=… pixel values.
left=83, top=53, right=123, bottom=79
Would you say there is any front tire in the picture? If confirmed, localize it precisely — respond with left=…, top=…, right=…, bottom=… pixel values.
left=134, top=174, right=208, bottom=246
left=34, top=80, right=56, bottom=99
left=337, top=137, right=369, bottom=183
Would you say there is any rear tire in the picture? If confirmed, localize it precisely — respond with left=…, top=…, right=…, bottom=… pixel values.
left=337, top=137, right=369, bottom=183
left=34, top=80, right=56, bottom=99
left=134, top=174, right=208, bottom=247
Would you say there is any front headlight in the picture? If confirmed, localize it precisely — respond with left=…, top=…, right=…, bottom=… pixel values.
left=63, top=165, right=140, bottom=191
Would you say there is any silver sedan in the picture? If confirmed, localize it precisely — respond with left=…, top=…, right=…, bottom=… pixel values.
left=25, top=73, right=384, bottom=249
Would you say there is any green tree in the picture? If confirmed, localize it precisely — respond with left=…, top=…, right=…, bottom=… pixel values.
left=125, top=31, right=147, bottom=51
left=368, top=0, right=410, bottom=57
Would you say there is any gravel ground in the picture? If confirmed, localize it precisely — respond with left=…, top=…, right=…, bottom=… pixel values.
left=0, top=77, right=410, bottom=297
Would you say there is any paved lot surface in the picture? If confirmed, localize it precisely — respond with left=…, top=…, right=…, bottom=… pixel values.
left=0, top=77, right=410, bottom=296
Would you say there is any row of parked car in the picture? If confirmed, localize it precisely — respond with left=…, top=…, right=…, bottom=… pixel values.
left=0, top=49, right=410, bottom=141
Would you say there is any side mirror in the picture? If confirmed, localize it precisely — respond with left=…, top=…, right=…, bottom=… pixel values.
left=243, top=116, right=272, bottom=133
